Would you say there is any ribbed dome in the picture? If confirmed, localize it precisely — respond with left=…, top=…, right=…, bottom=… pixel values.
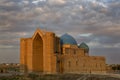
left=78, top=42, right=89, bottom=53
left=60, top=33, right=77, bottom=45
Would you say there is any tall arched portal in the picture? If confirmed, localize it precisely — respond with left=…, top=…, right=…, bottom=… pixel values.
left=33, top=33, right=43, bottom=72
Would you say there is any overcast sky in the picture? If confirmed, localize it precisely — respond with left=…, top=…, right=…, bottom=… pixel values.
left=0, top=0, right=120, bottom=64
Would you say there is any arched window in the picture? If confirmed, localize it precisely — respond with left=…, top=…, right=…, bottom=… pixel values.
left=83, top=64, right=85, bottom=67
left=68, top=61, right=71, bottom=67
left=76, top=61, right=78, bottom=66
left=74, top=50, right=76, bottom=54
left=96, top=64, right=97, bottom=68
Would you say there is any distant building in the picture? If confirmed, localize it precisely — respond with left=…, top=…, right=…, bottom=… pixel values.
left=0, top=63, right=20, bottom=73
left=20, top=28, right=106, bottom=74
left=106, top=64, right=120, bottom=74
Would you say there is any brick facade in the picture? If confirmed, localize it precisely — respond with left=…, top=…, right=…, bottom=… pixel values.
left=20, top=28, right=106, bottom=74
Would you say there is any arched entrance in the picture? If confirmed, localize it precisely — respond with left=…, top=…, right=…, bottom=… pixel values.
left=33, top=33, right=43, bottom=72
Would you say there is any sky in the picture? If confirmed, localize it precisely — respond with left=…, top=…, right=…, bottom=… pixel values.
left=0, top=0, right=120, bottom=64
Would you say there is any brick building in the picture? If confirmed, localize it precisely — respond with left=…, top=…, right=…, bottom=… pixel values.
left=20, top=28, right=106, bottom=74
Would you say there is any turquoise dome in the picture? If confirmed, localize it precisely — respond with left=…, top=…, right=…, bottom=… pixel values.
left=60, top=33, right=77, bottom=45
left=78, top=42, right=89, bottom=53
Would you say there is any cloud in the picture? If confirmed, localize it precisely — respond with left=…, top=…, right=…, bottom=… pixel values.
left=0, top=0, right=120, bottom=64
left=47, top=0, right=66, bottom=6
left=32, top=0, right=46, bottom=4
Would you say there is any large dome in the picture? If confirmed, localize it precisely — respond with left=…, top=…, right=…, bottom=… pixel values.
left=78, top=42, right=89, bottom=53
left=60, top=33, right=77, bottom=45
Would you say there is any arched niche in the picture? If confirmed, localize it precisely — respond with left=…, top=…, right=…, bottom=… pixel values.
left=33, top=33, right=43, bottom=72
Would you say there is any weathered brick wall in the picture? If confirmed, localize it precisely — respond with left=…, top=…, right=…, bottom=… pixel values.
left=26, top=38, right=32, bottom=72
left=44, top=32, right=57, bottom=73
left=62, top=46, right=106, bottom=74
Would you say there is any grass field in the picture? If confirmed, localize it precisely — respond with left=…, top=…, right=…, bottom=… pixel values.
left=0, top=73, right=120, bottom=80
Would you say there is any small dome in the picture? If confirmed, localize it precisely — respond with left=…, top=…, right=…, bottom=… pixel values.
left=60, top=33, right=77, bottom=45
left=78, top=42, right=89, bottom=53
